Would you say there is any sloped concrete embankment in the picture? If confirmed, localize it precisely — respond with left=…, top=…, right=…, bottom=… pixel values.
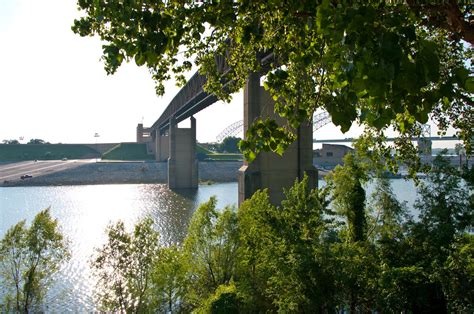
left=3, top=161, right=243, bottom=186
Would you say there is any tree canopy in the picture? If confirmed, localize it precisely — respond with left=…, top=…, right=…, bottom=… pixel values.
left=2, top=139, right=20, bottom=144
left=72, top=0, right=473, bottom=164
left=219, top=136, right=241, bottom=153
left=91, top=218, right=160, bottom=312
left=27, top=139, right=50, bottom=145
left=0, top=209, right=70, bottom=312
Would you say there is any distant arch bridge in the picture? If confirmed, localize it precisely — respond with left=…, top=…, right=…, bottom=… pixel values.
left=216, top=111, right=331, bottom=143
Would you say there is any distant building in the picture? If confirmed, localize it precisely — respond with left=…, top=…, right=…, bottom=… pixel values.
left=136, top=124, right=153, bottom=144
left=313, top=144, right=353, bottom=168
left=136, top=124, right=155, bottom=155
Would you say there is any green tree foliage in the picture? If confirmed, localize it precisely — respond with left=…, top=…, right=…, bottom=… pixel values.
left=461, top=161, right=474, bottom=215
left=218, top=136, right=241, bottom=154
left=238, top=176, right=337, bottom=312
left=366, top=177, right=417, bottom=312
left=27, top=139, right=50, bottom=145
left=325, top=156, right=380, bottom=312
left=182, top=197, right=239, bottom=310
left=414, top=154, right=473, bottom=254
left=330, top=241, right=379, bottom=312
left=82, top=154, right=472, bottom=312
left=439, top=234, right=474, bottom=313
left=72, top=0, right=473, bottom=163
left=0, top=209, right=70, bottom=312
left=368, top=176, right=408, bottom=241
left=149, top=246, right=187, bottom=313
left=202, top=282, right=240, bottom=314
left=236, top=153, right=472, bottom=312
left=455, top=142, right=467, bottom=169
left=2, top=139, right=20, bottom=144
left=326, top=153, right=367, bottom=242
left=91, top=218, right=160, bottom=312
left=373, top=154, right=473, bottom=312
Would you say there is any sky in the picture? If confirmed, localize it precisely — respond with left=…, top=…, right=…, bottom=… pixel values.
left=0, top=0, right=457, bottom=147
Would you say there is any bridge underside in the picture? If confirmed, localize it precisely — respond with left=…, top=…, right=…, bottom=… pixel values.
left=145, top=55, right=318, bottom=203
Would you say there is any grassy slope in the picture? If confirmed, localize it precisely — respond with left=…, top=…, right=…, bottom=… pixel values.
left=102, top=143, right=154, bottom=160
left=197, top=144, right=242, bottom=161
left=0, top=143, right=242, bottom=162
left=0, top=144, right=99, bottom=161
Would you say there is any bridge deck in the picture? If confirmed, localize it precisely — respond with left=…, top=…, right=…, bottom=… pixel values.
left=151, top=52, right=274, bottom=134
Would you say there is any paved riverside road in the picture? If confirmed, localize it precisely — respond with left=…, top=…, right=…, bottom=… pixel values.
left=0, top=159, right=95, bottom=184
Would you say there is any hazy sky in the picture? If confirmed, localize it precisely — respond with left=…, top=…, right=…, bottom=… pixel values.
left=0, top=0, right=456, bottom=147
left=0, top=0, right=238, bottom=143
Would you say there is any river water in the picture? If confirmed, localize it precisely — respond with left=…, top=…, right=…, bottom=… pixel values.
left=0, top=180, right=417, bottom=311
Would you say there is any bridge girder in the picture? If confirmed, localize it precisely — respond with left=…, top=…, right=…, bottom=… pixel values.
left=151, top=55, right=230, bottom=134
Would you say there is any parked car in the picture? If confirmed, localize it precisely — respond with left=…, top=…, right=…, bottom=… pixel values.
left=20, top=174, right=33, bottom=180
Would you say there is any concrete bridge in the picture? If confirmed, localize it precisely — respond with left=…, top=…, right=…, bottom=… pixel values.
left=137, top=59, right=317, bottom=205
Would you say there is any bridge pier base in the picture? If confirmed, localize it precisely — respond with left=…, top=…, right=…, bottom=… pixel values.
left=239, top=73, right=318, bottom=205
left=168, top=116, right=198, bottom=189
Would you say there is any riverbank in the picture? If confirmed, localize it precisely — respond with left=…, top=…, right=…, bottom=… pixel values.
left=1, top=161, right=330, bottom=187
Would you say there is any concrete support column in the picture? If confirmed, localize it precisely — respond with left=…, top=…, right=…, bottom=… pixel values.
left=168, top=116, right=177, bottom=188
left=154, top=129, right=160, bottom=161
left=168, top=116, right=198, bottom=189
left=155, top=129, right=169, bottom=162
left=238, top=73, right=318, bottom=205
left=148, top=131, right=156, bottom=156
left=190, top=117, right=198, bottom=186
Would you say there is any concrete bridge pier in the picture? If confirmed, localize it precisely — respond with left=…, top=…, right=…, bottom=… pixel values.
left=168, top=115, right=198, bottom=189
left=239, top=73, right=318, bottom=205
left=154, top=129, right=169, bottom=162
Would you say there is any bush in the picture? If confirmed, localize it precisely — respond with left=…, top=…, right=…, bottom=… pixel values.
left=203, top=283, right=240, bottom=314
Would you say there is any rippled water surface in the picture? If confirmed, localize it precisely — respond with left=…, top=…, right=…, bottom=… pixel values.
left=0, top=179, right=418, bottom=311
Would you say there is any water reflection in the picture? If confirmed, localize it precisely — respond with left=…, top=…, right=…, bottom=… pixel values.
left=140, top=185, right=198, bottom=245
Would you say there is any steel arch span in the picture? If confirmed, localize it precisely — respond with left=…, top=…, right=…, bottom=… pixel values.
left=215, top=111, right=332, bottom=143
left=216, top=120, right=244, bottom=143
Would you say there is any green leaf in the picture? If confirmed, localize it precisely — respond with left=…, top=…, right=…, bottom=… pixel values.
left=465, top=77, right=474, bottom=93
left=275, top=145, right=285, bottom=156
left=135, top=53, right=146, bottom=66
left=246, top=150, right=256, bottom=162
left=417, top=40, right=440, bottom=82
left=455, top=67, right=469, bottom=84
